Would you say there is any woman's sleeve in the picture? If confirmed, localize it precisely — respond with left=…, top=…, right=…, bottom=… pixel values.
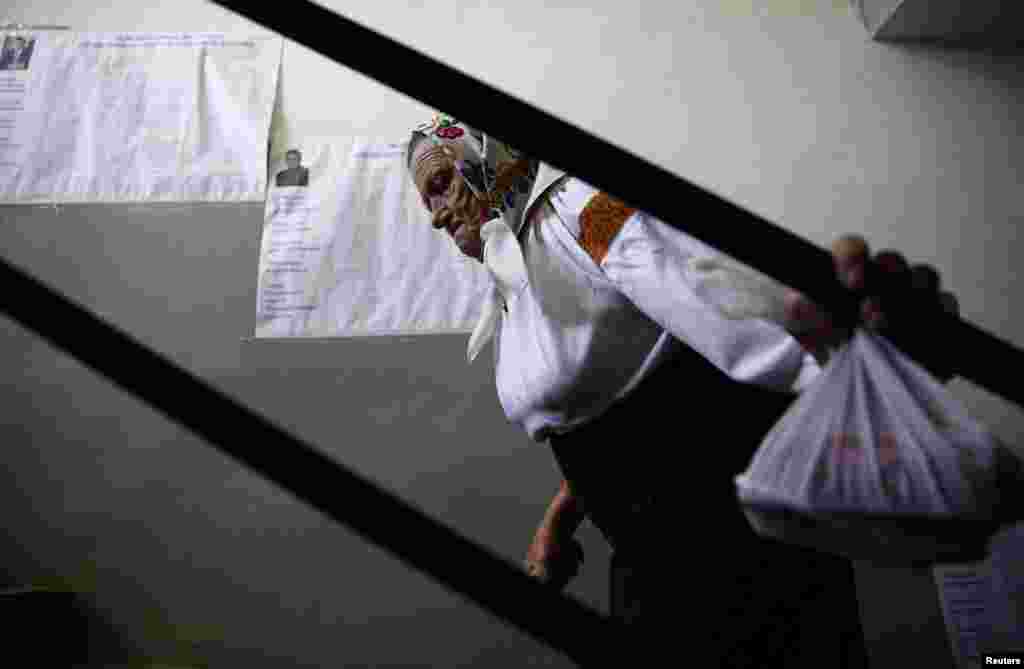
left=598, top=210, right=822, bottom=392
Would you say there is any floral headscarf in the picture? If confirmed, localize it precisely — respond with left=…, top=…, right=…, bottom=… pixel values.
left=407, top=113, right=539, bottom=233
left=407, top=113, right=542, bottom=363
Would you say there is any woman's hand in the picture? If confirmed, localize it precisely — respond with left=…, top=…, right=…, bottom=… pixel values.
left=524, top=524, right=584, bottom=591
left=524, top=481, right=586, bottom=590
left=784, top=235, right=961, bottom=381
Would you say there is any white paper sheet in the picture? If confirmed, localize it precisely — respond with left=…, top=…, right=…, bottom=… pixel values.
left=934, top=561, right=996, bottom=669
left=985, top=526, right=1024, bottom=657
left=254, top=134, right=493, bottom=337
left=0, top=31, right=281, bottom=203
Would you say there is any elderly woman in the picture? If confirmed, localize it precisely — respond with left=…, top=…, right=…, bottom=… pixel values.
left=406, top=113, right=959, bottom=665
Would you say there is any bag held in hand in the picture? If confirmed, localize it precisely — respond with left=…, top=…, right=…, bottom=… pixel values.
left=734, top=330, right=1006, bottom=563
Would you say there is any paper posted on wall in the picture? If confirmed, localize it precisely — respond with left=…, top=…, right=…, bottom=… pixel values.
left=254, top=135, right=493, bottom=337
left=0, top=31, right=281, bottom=203
left=933, top=561, right=994, bottom=669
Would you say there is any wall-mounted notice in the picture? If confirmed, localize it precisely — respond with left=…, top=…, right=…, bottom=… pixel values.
left=254, top=134, right=492, bottom=337
left=933, top=561, right=995, bottom=669
left=0, top=31, right=281, bottom=203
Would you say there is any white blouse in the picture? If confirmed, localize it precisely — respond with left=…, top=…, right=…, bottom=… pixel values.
left=476, top=166, right=822, bottom=443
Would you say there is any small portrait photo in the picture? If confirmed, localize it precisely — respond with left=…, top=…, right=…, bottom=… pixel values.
left=275, top=148, right=310, bottom=187
left=0, top=35, right=36, bottom=72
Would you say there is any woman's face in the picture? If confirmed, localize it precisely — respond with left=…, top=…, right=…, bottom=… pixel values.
left=411, top=139, right=486, bottom=262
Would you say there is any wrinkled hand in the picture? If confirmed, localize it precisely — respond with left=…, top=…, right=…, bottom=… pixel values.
left=784, top=235, right=961, bottom=381
left=524, top=525, right=584, bottom=591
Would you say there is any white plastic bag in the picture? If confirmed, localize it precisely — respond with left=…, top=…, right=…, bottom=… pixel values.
left=683, top=248, right=1009, bottom=561
left=734, top=329, right=1004, bottom=563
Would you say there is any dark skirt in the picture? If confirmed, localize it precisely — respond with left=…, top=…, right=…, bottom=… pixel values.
left=549, top=343, right=868, bottom=668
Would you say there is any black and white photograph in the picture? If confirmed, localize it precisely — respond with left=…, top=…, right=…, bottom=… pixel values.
left=274, top=148, right=309, bottom=187
left=0, top=35, right=35, bottom=71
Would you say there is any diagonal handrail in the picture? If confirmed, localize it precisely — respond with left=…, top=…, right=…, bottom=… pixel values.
left=0, top=255, right=615, bottom=666
left=209, top=0, right=1023, bottom=410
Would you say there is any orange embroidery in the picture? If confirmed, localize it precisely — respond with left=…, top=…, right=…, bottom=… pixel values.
left=578, top=192, right=636, bottom=264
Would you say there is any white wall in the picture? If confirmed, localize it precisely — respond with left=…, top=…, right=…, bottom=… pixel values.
left=282, top=0, right=1024, bottom=445
left=2, top=0, right=1022, bottom=665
